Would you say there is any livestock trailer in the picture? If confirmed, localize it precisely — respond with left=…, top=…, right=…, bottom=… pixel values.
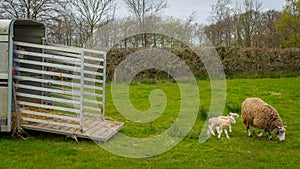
left=0, top=19, right=123, bottom=142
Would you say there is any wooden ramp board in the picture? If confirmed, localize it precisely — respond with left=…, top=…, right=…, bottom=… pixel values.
left=21, top=118, right=124, bottom=142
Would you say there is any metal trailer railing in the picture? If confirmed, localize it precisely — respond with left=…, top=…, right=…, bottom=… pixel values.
left=12, top=41, right=123, bottom=141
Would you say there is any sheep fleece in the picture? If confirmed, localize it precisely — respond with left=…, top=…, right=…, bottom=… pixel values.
left=242, top=98, right=283, bottom=132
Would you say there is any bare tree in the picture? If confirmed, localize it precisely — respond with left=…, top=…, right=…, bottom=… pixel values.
left=125, top=0, right=168, bottom=25
left=124, top=0, right=168, bottom=47
left=208, top=0, right=232, bottom=23
left=260, top=10, right=281, bottom=47
left=186, top=11, right=198, bottom=23
left=204, top=0, right=267, bottom=47
left=0, top=0, right=66, bottom=21
left=70, top=0, right=116, bottom=46
left=206, top=0, right=233, bottom=46
left=0, top=0, right=82, bottom=46
left=238, top=0, right=262, bottom=47
left=47, top=11, right=78, bottom=46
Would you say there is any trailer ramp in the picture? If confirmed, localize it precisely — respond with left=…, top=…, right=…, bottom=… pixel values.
left=13, top=41, right=123, bottom=142
left=21, top=117, right=123, bottom=142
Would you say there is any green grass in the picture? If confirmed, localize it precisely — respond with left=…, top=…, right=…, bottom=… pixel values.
left=1, top=77, right=300, bottom=168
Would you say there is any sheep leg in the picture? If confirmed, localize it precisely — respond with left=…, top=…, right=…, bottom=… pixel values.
left=224, top=128, right=230, bottom=139
left=207, top=125, right=215, bottom=136
left=216, top=126, right=220, bottom=135
left=247, top=125, right=252, bottom=137
left=218, top=127, right=223, bottom=139
left=268, top=132, right=273, bottom=141
left=257, top=130, right=264, bottom=137
left=229, top=125, right=232, bottom=132
left=211, top=126, right=216, bottom=136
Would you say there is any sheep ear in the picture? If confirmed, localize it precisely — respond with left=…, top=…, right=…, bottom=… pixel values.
left=229, top=112, right=233, bottom=115
left=275, top=125, right=281, bottom=129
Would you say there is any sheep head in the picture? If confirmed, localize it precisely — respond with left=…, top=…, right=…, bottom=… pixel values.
left=229, top=116, right=236, bottom=124
left=273, top=125, right=287, bottom=141
left=229, top=112, right=240, bottom=119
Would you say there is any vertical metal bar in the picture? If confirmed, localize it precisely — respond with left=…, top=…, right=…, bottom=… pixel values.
left=7, top=35, right=13, bottom=132
left=41, top=38, right=45, bottom=104
left=80, top=51, right=84, bottom=131
left=102, top=53, right=107, bottom=121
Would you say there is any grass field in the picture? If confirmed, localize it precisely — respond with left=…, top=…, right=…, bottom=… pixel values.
left=0, top=77, right=299, bottom=168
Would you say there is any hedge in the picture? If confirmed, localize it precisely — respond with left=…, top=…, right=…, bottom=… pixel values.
left=105, top=47, right=300, bottom=81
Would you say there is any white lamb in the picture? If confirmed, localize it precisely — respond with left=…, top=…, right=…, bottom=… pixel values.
left=207, top=112, right=239, bottom=134
left=207, top=112, right=239, bottom=139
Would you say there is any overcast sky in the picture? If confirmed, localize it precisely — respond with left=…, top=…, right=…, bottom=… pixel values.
left=116, top=0, right=286, bottom=24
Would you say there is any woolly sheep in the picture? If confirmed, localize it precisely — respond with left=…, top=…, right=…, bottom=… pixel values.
left=207, top=114, right=237, bottom=139
left=242, top=98, right=287, bottom=141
